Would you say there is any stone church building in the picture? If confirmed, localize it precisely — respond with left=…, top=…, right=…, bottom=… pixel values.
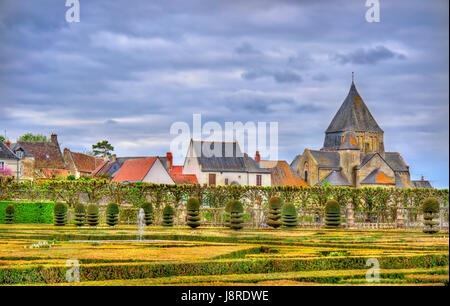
left=291, top=81, right=413, bottom=188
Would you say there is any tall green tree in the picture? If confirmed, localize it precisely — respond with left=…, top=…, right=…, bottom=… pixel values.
left=0, top=136, right=5, bottom=144
left=18, top=133, right=48, bottom=142
left=92, top=140, right=114, bottom=157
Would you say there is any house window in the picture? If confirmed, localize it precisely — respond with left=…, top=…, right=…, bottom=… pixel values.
left=225, top=178, right=229, bottom=185
left=17, top=151, right=23, bottom=159
left=0, top=162, right=4, bottom=170
left=209, top=173, right=216, bottom=186
left=256, top=175, right=262, bottom=186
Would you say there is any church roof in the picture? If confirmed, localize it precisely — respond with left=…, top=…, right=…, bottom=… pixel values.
left=316, top=170, right=351, bottom=186
left=309, top=150, right=341, bottom=169
left=360, top=168, right=395, bottom=185
left=384, top=152, right=409, bottom=172
left=325, top=82, right=383, bottom=134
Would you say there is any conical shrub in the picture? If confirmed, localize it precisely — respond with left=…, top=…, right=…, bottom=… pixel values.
left=224, top=200, right=233, bottom=228
left=162, top=205, right=174, bottom=227
left=53, top=202, right=68, bottom=226
left=325, top=200, right=341, bottom=229
left=422, top=197, right=440, bottom=234
left=86, top=204, right=99, bottom=227
left=186, top=197, right=201, bottom=229
left=267, top=196, right=283, bottom=228
left=106, top=203, right=119, bottom=226
left=74, top=203, right=86, bottom=227
left=141, top=202, right=154, bottom=226
left=282, top=203, right=297, bottom=228
left=5, top=204, right=15, bottom=224
left=230, top=200, right=244, bottom=230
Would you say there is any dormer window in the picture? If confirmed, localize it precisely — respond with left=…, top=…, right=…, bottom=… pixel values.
left=17, top=151, right=23, bottom=159
left=45, top=154, right=50, bottom=159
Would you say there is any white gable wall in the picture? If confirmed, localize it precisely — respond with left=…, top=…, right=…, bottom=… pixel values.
left=142, top=159, right=175, bottom=184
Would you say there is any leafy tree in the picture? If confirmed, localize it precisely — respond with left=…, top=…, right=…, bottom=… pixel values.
left=0, top=135, right=5, bottom=143
left=18, top=133, right=48, bottom=142
left=92, top=140, right=114, bottom=157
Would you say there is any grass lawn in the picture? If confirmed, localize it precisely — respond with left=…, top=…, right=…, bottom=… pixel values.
left=0, top=224, right=448, bottom=286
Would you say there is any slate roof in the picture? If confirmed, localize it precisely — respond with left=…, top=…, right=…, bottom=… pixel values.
left=339, top=131, right=360, bottom=150
left=316, top=170, right=351, bottom=186
left=326, top=82, right=383, bottom=133
left=191, top=140, right=269, bottom=173
left=0, top=141, right=19, bottom=160
left=112, top=157, right=158, bottom=182
left=395, top=173, right=411, bottom=189
left=360, top=168, right=395, bottom=185
left=290, top=154, right=302, bottom=171
left=384, top=152, right=409, bottom=172
left=309, top=150, right=341, bottom=169
left=260, top=160, right=308, bottom=187
left=411, top=180, right=433, bottom=188
left=17, top=140, right=65, bottom=169
left=10, top=143, right=33, bottom=158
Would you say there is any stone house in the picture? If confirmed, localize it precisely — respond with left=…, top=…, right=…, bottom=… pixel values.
left=259, top=158, right=308, bottom=187
left=182, top=139, right=271, bottom=186
left=0, top=140, right=20, bottom=180
left=291, top=81, right=413, bottom=188
left=112, top=157, right=175, bottom=184
left=63, top=148, right=105, bottom=178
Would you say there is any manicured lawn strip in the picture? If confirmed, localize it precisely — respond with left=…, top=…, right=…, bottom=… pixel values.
left=0, top=253, right=447, bottom=284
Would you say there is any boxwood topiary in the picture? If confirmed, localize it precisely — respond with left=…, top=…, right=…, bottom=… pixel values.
left=267, top=196, right=283, bottom=228
left=53, top=202, right=68, bottom=226
left=325, top=200, right=341, bottom=229
left=223, top=200, right=233, bottom=228
left=422, top=197, right=440, bottom=234
left=5, top=204, right=15, bottom=224
left=106, top=203, right=119, bottom=226
left=282, top=203, right=297, bottom=228
left=141, top=202, right=154, bottom=226
left=186, top=197, right=201, bottom=229
left=162, top=205, right=175, bottom=227
left=74, top=203, right=86, bottom=227
left=86, top=204, right=99, bottom=227
left=230, top=200, right=244, bottom=230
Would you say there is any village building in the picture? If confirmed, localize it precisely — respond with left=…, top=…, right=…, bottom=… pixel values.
left=112, top=157, right=175, bottom=184
left=182, top=139, right=271, bottom=186
left=63, top=148, right=105, bottom=178
left=160, top=152, right=199, bottom=185
left=259, top=153, right=308, bottom=187
left=291, top=80, right=423, bottom=188
left=0, top=140, right=20, bottom=180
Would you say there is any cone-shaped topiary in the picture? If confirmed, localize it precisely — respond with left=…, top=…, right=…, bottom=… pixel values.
left=325, top=200, right=341, bottom=229
left=53, top=202, right=68, bottom=226
left=282, top=203, right=297, bottom=228
left=106, top=203, right=119, bottom=226
left=230, top=200, right=244, bottom=230
left=224, top=200, right=233, bottom=228
left=162, top=205, right=175, bottom=227
left=267, top=196, right=283, bottom=228
left=186, top=197, right=201, bottom=229
left=141, top=202, right=154, bottom=226
left=74, top=203, right=86, bottom=227
left=86, top=204, right=99, bottom=227
left=5, top=204, right=15, bottom=224
left=422, top=197, right=440, bottom=234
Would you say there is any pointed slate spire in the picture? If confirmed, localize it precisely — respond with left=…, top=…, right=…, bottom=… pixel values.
left=325, top=81, right=383, bottom=133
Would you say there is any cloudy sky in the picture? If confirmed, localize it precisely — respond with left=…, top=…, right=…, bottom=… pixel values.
left=0, top=0, right=448, bottom=188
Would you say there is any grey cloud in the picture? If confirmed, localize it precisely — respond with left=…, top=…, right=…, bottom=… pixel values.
left=331, top=46, right=406, bottom=65
left=242, top=69, right=302, bottom=83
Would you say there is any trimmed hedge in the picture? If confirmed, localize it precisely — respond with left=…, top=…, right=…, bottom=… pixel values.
left=86, top=204, right=99, bottom=227
left=106, top=203, right=119, bottom=227
left=0, top=201, right=54, bottom=224
left=74, top=203, right=86, bottom=227
left=282, top=203, right=298, bottom=228
left=223, top=200, right=233, bottom=228
left=422, top=197, right=440, bottom=234
left=267, top=196, right=283, bottom=229
left=5, top=204, right=14, bottom=224
left=230, top=200, right=244, bottom=230
left=162, top=205, right=174, bottom=227
left=186, top=197, right=200, bottom=229
left=53, top=202, right=68, bottom=226
left=141, top=202, right=154, bottom=226
left=325, top=200, right=341, bottom=229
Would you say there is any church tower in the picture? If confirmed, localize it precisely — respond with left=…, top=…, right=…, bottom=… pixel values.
left=322, top=79, right=385, bottom=156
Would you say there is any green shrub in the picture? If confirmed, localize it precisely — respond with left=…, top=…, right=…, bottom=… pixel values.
left=186, top=197, right=201, bottom=229
left=0, top=201, right=54, bottom=224
left=282, top=203, right=297, bottom=228
left=5, top=204, right=14, bottom=224
left=162, top=205, right=174, bottom=227
left=422, top=198, right=440, bottom=234
left=267, top=196, right=283, bottom=229
left=223, top=200, right=233, bottom=228
left=87, top=204, right=99, bottom=227
left=230, top=200, right=244, bottom=230
left=325, top=200, right=341, bottom=229
left=73, top=203, right=86, bottom=227
left=66, top=175, right=76, bottom=181
left=141, top=202, right=154, bottom=226
left=106, top=203, right=119, bottom=227
left=53, top=202, right=67, bottom=226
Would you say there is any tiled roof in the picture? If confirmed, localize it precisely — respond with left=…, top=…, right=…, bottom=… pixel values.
left=0, top=141, right=19, bottom=160
left=360, top=168, right=395, bottom=185
left=17, top=140, right=65, bottom=169
left=316, top=170, right=352, bottom=186
left=384, top=152, right=409, bottom=172
left=309, top=150, right=341, bottom=169
left=326, top=82, right=383, bottom=133
left=170, top=165, right=183, bottom=175
left=260, top=160, right=308, bottom=187
left=10, top=143, right=33, bottom=158
left=171, top=174, right=198, bottom=185
left=112, top=157, right=157, bottom=182
left=91, top=160, right=109, bottom=176
left=42, top=169, right=70, bottom=178
left=411, top=180, right=433, bottom=188
left=64, top=149, right=105, bottom=173
left=290, top=154, right=302, bottom=170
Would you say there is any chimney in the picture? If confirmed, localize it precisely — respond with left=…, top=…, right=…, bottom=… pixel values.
left=254, top=151, right=261, bottom=163
left=421, top=176, right=424, bottom=181
left=5, top=140, right=10, bottom=149
left=166, top=152, right=173, bottom=170
left=50, top=133, right=58, bottom=144
left=111, top=154, right=117, bottom=162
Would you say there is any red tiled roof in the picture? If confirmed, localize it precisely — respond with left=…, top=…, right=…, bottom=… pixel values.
left=260, top=160, right=308, bottom=187
left=170, top=165, right=183, bottom=175
left=171, top=174, right=199, bottom=185
left=18, top=141, right=65, bottom=169
left=42, top=169, right=70, bottom=178
left=112, top=157, right=157, bottom=182
left=65, top=149, right=105, bottom=173
left=91, top=160, right=109, bottom=176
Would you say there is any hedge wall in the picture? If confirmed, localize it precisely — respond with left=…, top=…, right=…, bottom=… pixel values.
left=0, top=201, right=54, bottom=224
